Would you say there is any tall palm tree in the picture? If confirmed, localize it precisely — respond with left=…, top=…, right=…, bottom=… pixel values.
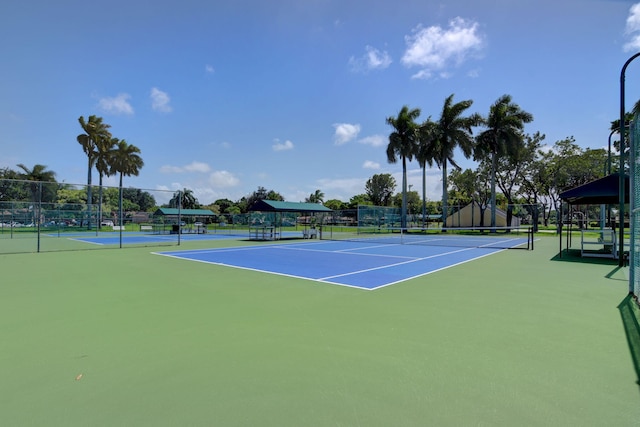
left=386, top=105, right=421, bottom=230
left=96, top=136, right=118, bottom=228
left=306, top=189, right=325, bottom=204
left=109, top=140, right=144, bottom=227
left=416, top=118, right=438, bottom=228
left=16, top=163, right=57, bottom=224
left=16, top=163, right=57, bottom=200
left=431, top=94, right=482, bottom=226
left=475, top=94, right=533, bottom=228
left=77, top=115, right=111, bottom=229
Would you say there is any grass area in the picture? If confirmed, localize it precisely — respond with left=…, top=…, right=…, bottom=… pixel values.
left=0, top=235, right=638, bottom=426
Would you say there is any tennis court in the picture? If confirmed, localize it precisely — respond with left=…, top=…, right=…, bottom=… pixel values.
left=155, top=233, right=531, bottom=290
left=67, top=231, right=236, bottom=246
left=1, top=235, right=638, bottom=426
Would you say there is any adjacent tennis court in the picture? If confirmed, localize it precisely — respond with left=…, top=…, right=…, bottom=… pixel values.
left=156, top=238, right=526, bottom=290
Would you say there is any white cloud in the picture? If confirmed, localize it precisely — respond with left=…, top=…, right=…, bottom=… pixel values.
left=205, top=64, right=215, bottom=74
left=349, top=45, right=392, bottom=72
left=208, top=170, right=240, bottom=188
left=333, top=123, right=361, bottom=145
left=401, top=17, right=485, bottom=79
left=363, top=160, right=380, bottom=169
left=159, top=161, right=211, bottom=174
left=159, top=165, right=183, bottom=174
left=98, top=93, right=134, bottom=115
left=272, top=139, right=294, bottom=151
left=150, top=87, right=172, bottom=113
left=317, top=177, right=365, bottom=199
left=358, top=134, right=386, bottom=147
left=624, top=3, right=640, bottom=51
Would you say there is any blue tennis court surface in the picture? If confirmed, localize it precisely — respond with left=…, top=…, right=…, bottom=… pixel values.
left=155, top=239, right=517, bottom=290
left=60, top=232, right=243, bottom=245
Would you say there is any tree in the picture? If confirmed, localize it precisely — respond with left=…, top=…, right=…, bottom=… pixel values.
left=244, top=187, right=284, bottom=212
left=416, top=118, right=438, bottom=227
left=305, top=189, right=325, bottom=204
left=475, top=94, right=533, bottom=228
left=491, top=132, right=540, bottom=227
left=214, top=198, right=236, bottom=214
left=109, top=140, right=143, bottom=225
left=0, top=167, right=26, bottom=201
left=386, top=105, right=421, bottom=229
left=170, top=188, right=199, bottom=209
left=96, top=136, right=118, bottom=227
left=449, top=167, right=492, bottom=227
left=77, top=115, right=111, bottom=228
left=16, top=163, right=57, bottom=203
left=121, top=188, right=156, bottom=212
left=348, top=194, right=371, bottom=209
left=431, top=94, right=482, bottom=225
left=324, top=199, right=347, bottom=211
left=392, top=190, right=421, bottom=216
left=365, top=173, right=396, bottom=206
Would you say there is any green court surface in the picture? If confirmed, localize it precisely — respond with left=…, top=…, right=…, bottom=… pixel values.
left=0, top=236, right=638, bottom=426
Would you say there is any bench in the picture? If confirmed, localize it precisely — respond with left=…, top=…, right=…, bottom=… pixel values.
left=302, top=228, right=317, bottom=239
left=140, top=225, right=153, bottom=232
left=112, top=225, right=125, bottom=231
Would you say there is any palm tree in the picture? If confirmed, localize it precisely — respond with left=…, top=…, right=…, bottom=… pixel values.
left=109, top=140, right=144, bottom=227
left=16, top=163, right=57, bottom=225
left=386, top=105, right=421, bottom=230
left=416, top=118, right=438, bottom=228
left=475, top=94, right=533, bottom=228
left=170, top=188, right=199, bottom=209
left=306, top=189, right=325, bottom=204
left=77, top=115, right=111, bottom=229
left=96, top=136, right=118, bottom=228
left=431, top=94, right=482, bottom=226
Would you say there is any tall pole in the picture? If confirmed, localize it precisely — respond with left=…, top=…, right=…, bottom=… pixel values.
left=608, top=128, right=616, bottom=175
left=619, top=52, right=640, bottom=267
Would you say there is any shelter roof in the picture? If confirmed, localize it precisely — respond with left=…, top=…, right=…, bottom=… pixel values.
left=559, top=173, right=629, bottom=205
left=249, top=200, right=332, bottom=213
left=153, top=208, right=215, bottom=216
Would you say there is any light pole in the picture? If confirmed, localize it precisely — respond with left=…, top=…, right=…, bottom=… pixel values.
left=618, top=52, right=640, bottom=267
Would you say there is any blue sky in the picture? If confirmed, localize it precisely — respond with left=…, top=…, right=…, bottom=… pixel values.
left=3, top=0, right=640, bottom=205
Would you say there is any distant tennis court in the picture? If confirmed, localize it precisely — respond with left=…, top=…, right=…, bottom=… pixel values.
left=155, top=238, right=525, bottom=290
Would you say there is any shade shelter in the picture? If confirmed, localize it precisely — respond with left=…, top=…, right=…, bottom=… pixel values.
left=559, top=173, right=629, bottom=205
left=248, top=200, right=332, bottom=240
left=152, top=208, right=216, bottom=233
left=558, top=173, right=629, bottom=259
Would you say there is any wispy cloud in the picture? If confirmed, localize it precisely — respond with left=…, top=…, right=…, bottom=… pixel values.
left=160, top=161, right=211, bottom=174
left=624, top=3, right=640, bottom=51
left=401, top=17, right=485, bottom=79
left=333, top=123, right=361, bottom=145
left=205, top=64, right=215, bottom=74
left=208, top=170, right=240, bottom=188
left=363, top=160, right=380, bottom=169
left=98, top=93, right=134, bottom=115
left=150, top=87, right=172, bottom=113
left=358, top=134, right=385, bottom=147
left=272, top=139, right=294, bottom=151
left=349, top=45, right=392, bottom=72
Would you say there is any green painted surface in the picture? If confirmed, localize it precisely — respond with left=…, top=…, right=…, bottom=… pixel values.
left=0, top=236, right=638, bottom=426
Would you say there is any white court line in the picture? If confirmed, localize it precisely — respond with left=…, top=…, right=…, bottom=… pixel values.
left=271, top=244, right=417, bottom=260
left=318, top=247, right=476, bottom=281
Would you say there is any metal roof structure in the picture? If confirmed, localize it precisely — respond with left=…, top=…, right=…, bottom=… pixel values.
left=559, top=173, right=629, bottom=205
left=153, top=208, right=216, bottom=216
left=248, top=200, right=332, bottom=213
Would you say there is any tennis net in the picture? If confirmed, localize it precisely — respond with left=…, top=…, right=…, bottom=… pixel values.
left=320, top=226, right=534, bottom=250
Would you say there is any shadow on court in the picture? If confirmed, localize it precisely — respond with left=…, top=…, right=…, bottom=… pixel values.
left=618, top=294, right=640, bottom=390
